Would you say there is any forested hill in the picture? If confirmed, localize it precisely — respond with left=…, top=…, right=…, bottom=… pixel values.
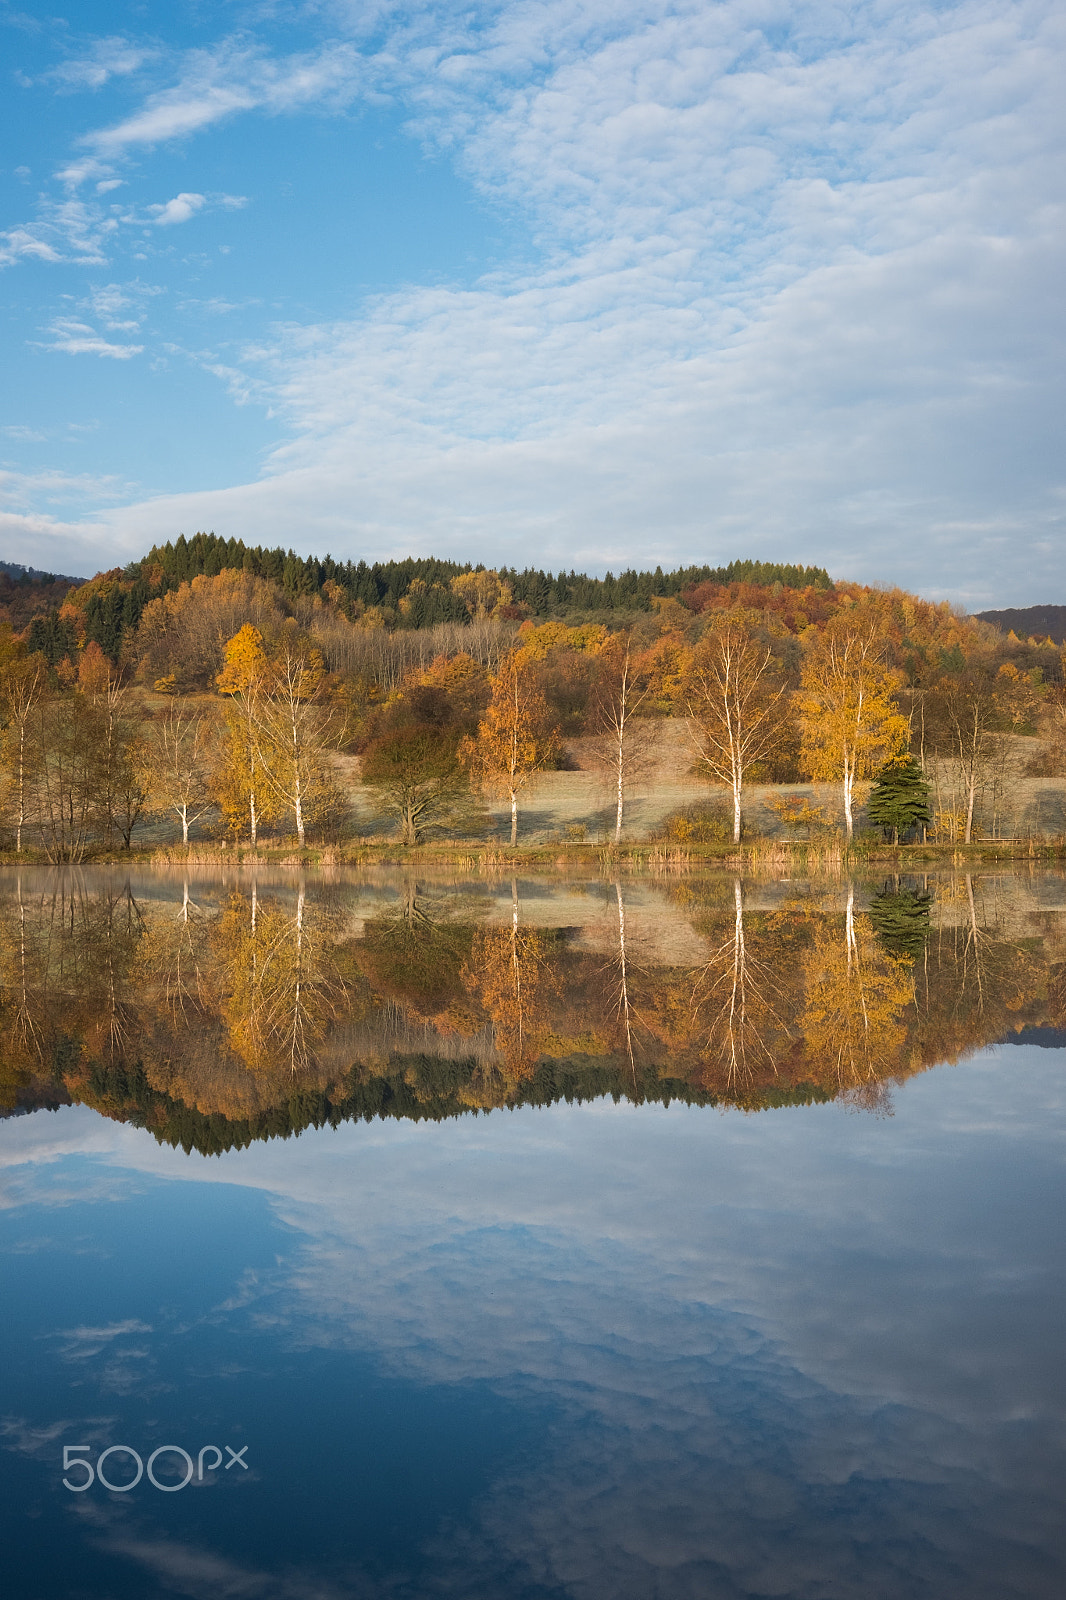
left=3, top=530, right=834, bottom=664
left=974, top=606, right=1066, bottom=644
left=140, top=535, right=830, bottom=617
left=0, top=563, right=83, bottom=631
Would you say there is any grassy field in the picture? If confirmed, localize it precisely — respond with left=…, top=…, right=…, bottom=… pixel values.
left=2, top=718, right=1064, bottom=866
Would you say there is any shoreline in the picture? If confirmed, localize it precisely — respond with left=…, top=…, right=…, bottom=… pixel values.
left=0, top=838, right=1062, bottom=871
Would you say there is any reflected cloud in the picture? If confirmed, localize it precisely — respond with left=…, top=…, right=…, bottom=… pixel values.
left=1, top=870, right=1064, bottom=1596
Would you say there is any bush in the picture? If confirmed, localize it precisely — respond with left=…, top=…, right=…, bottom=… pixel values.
left=659, top=801, right=735, bottom=844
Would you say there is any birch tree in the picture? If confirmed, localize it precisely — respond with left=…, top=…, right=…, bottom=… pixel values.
left=148, top=699, right=216, bottom=846
left=587, top=634, right=651, bottom=844
left=797, top=623, right=908, bottom=842
left=685, top=610, right=790, bottom=845
left=928, top=666, right=1002, bottom=844
left=253, top=644, right=336, bottom=848
left=0, top=653, right=46, bottom=852
left=465, top=649, right=559, bottom=846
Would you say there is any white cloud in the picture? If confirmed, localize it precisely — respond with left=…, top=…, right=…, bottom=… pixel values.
left=49, top=37, right=156, bottom=91
left=150, top=191, right=207, bottom=226
left=0, top=465, right=132, bottom=508
left=0, top=227, right=61, bottom=266
left=147, top=190, right=247, bottom=226
left=1, top=425, right=47, bottom=443
left=0, top=194, right=117, bottom=268
left=81, top=41, right=365, bottom=155
left=2, top=0, right=1063, bottom=601
left=36, top=317, right=143, bottom=358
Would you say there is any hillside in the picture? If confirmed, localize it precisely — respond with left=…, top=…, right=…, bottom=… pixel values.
left=974, top=605, right=1066, bottom=644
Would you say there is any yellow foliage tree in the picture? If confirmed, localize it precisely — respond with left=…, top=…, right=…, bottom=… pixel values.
left=797, top=622, right=908, bottom=840
left=450, top=569, right=512, bottom=619
left=214, top=626, right=275, bottom=845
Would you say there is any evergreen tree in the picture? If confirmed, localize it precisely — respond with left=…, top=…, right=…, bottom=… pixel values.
left=869, top=886, right=933, bottom=958
left=866, top=754, right=932, bottom=843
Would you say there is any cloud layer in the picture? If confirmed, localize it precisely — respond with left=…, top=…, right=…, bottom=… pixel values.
left=1, top=0, right=1063, bottom=600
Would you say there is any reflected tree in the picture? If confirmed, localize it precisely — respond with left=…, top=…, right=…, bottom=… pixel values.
left=214, top=880, right=346, bottom=1075
left=690, top=878, right=791, bottom=1088
left=464, top=880, right=561, bottom=1078
left=801, top=887, right=915, bottom=1095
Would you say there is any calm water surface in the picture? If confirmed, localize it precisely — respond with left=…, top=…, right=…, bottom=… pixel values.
left=0, top=867, right=1063, bottom=1598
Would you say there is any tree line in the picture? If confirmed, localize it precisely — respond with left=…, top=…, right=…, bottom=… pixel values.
left=0, top=559, right=1062, bottom=855
left=10, top=536, right=833, bottom=668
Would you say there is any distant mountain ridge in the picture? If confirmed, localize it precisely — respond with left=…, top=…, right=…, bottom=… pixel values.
left=0, top=558, right=86, bottom=585
left=974, top=605, right=1066, bottom=643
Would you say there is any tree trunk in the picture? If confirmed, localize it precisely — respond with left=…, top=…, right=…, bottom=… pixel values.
left=510, top=790, right=518, bottom=847
left=181, top=805, right=189, bottom=846
left=615, top=742, right=624, bottom=845
left=250, top=788, right=258, bottom=847
left=294, top=778, right=305, bottom=847
left=964, top=769, right=976, bottom=844
left=843, top=764, right=854, bottom=842
left=402, top=801, right=416, bottom=845
left=16, top=722, right=25, bottom=853
left=732, top=773, right=742, bottom=845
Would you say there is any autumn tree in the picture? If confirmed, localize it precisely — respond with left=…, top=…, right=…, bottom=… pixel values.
left=0, top=647, right=46, bottom=852
left=31, top=693, right=104, bottom=861
left=135, top=569, right=287, bottom=690
left=927, top=663, right=1003, bottom=843
left=252, top=641, right=341, bottom=847
left=685, top=610, right=790, bottom=844
left=801, top=887, right=915, bottom=1094
left=214, top=624, right=278, bottom=845
left=99, top=683, right=151, bottom=849
left=797, top=622, right=908, bottom=842
left=464, top=649, right=560, bottom=845
left=147, top=699, right=217, bottom=846
left=362, top=682, right=482, bottom=845
left=362, top=726, right=469, bottom=845
left=586, top=633, right=651, bottom=843
left=450, top=568, right=512, bottom=619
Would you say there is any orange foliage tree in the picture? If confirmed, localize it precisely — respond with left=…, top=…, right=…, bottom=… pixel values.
left=464, top=649, right=560, bottom=845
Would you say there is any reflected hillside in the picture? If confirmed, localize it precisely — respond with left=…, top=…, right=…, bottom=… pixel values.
left=2, top=868, right=1064, bottom=1153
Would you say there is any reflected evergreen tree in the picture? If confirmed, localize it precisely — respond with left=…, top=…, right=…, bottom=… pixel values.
left=869, top=885, right=933, bottom=958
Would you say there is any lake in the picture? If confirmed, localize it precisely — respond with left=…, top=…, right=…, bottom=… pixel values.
left=1, top=866, right=1064, bottom=1598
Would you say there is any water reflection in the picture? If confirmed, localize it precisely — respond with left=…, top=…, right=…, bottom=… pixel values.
left=1, top=867, right=1065, bottom=1598
left=2, top=866, right=1065, bottom=1147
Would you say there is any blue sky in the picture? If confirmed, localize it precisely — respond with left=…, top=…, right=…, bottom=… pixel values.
left=0, top=0, right=1062, bottom=603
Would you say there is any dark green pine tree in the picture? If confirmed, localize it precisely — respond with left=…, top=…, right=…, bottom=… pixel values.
left=869, top=886, right=933, bottom=958
left=866, top=754, right=932, bottom=844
